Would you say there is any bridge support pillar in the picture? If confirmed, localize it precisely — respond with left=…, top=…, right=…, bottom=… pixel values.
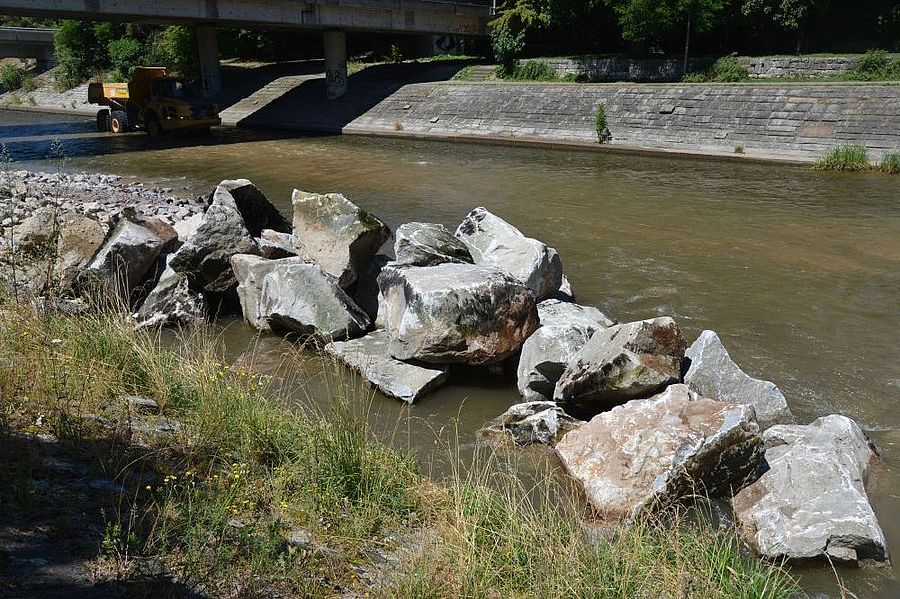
left=197, top=25, right=222, bottom=97
left=324, top=30, right=348, bottom=100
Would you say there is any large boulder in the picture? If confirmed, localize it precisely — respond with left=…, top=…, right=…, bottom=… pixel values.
left=215, top=179, right=291, bottom=237
left=78, top=212, right=175, bottom=300
left=325, top=330, right=449, bottom=403
left=169, top=183, right=261, bottom=294
left=556, top=384, right=763, bottom=521
left=479, top=401, right=581, bottom=447
left=231, top=255, right=370, bottom=341
left=291, top=190, right=391, bottom=290
left=733, top=415, right=887, bottom=564
left=684, top=330, right=793, bottom=430
left=53, top=214, right=106, bottom=289
left=231, top=254, right=273, bottom=330
left=553, top=317, right=687, bottom=416
left=133, top=259, right=206, bottom=329
left=517, top=300, right=615, bottom=402
left=455, top=207, right=562, bottom=301
left=394, top=222, right=472, bottom=266
left=378, top=262, right=539, bottom=365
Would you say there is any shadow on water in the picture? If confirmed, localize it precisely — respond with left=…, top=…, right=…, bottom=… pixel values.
left=0, top=114, right=313, bottom=164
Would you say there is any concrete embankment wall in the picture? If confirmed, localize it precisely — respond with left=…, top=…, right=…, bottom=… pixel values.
left=343, top=82, right=900, bottom=163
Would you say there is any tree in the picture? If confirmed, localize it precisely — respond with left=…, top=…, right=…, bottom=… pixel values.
left=742, top=0, right=821, bottom=53
left=603, top=0, right=724, bottom=72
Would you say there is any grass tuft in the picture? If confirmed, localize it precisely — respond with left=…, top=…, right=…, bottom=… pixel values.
left=877, top=152, right=900, bottom=174
left=813, top=145, right=872, bottom=172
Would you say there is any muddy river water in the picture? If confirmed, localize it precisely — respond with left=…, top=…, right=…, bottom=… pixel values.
left=2, top=109, right=899, bottom=596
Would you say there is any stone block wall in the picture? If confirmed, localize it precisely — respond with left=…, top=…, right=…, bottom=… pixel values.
left=346, top=82, right=900, bottom=163
left=544, top=55, right=859, bottom=82
left=543, top=57, right=714, bottom=82
left=738, top=56, right=857, bottom=79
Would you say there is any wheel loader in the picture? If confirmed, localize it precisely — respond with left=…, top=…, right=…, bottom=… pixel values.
left=88, top=67, right=221, bottom=137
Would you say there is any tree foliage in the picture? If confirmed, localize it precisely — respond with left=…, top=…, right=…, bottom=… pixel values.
left=54, top=20, right=200, bottom=88
left=602, top=0, right=724, bottom=45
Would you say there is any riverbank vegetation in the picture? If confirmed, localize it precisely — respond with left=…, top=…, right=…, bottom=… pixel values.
left=813, top=146, right=900, bottom=174
left=0, top=278, right=801, bottom=596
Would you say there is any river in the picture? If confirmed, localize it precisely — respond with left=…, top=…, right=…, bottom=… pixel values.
left=2, top=109, right=899, bottom=596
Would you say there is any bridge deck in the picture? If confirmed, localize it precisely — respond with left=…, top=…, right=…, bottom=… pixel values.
left=0, top=0, right=493, bottom=37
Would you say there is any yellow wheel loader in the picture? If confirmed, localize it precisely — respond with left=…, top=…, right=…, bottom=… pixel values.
left=88, top=67, right=221, bottom=138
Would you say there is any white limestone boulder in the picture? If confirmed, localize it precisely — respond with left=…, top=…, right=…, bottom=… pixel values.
left=325, top=330, right=449, bottom=403
left=455, top=207, right=562, bottom=301
left=553, top=317, right=687, bottom=416
left=517, top=300, right=615, bottom=402
left=170, top=183, right=261, bottom=294
left=556, top=384, right=763, bottom=521
left=291, top=190, right=391, bottom=290
left=216, top=179, right=291, bottom=237
left=394, top=222, right=473, bottom=266
left=684, top=330, right=794, bottom=430
left=231, top=255, right=369, bottom=341
left=733, top=415, right=887, bottom=564
left=378, top=262, right=539, bottom=365
left=78, top=211, right=176, bottom=300
left=133, top=258, right=206, bottom=329
left=480, top=401, right=581, bottom=447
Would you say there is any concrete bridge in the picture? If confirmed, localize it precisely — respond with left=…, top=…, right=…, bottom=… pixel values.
left=0, top=0, right=492, bottom=98
left=0, top=27, right=56, bottom=67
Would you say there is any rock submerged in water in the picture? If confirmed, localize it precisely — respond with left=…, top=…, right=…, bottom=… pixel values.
left=553, top=317, right=687, bottom=416
left=325, top=330, right=449, bottom=403
left=231, top=254, right=370, bottom=341
left=455, top=207, right=562, bottom=301
left=170, top=182, right=261, bottom=294
left=394, top=222, right=473, bottom=267
left=291, top=190, right=391, bottom=290
left=556, top=384, right=763, bottom=521
left=684, top=330, right=794, bottom=430
left=378, top=262, right=539, bottom=365
left=517, top=300, right=615, bottom=402
left=480, top=401, right=581, bottom=447
left=733, top=415, right=887, bottom=564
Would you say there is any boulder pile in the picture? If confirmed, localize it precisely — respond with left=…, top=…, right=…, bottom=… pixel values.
left=3, top=173, right=886, bottom=567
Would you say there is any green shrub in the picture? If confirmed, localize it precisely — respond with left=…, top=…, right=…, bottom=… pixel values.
left=388, top=44, right=403, bottom=64
left=711, top=55, right=750, bottom=82
left=813, top=145, right=872, bottom=171
left=682, top=71, right=709, bottom=83
left=595, top=103, right=611, bottom=143
left=0, top=64, right=25, bottom=92
left=20, top=74, right=36, bottom=93
left=499, top=60, right=558, bottom=81
left=144, top=26, right=199, bottom=79
left=491, top=23, right=524, bottom=77
left=55, top=20, right=105, bottom=89
left=107, top=37, right=143, bottom=81
left=683, top=55, right=749, bottom=83
left=878, top=152, right=900, bottom=174
left=848, top=49, right=900, bottom=81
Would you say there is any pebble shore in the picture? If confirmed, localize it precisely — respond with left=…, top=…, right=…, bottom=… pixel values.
left=0, top=169, right=207, bottom=231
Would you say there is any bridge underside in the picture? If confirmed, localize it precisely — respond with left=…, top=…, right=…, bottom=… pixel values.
left=0, top=0, right=490, bottom=37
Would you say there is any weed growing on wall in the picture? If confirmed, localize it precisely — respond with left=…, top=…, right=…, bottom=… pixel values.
left=596, top=104, right=611, bottom=143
